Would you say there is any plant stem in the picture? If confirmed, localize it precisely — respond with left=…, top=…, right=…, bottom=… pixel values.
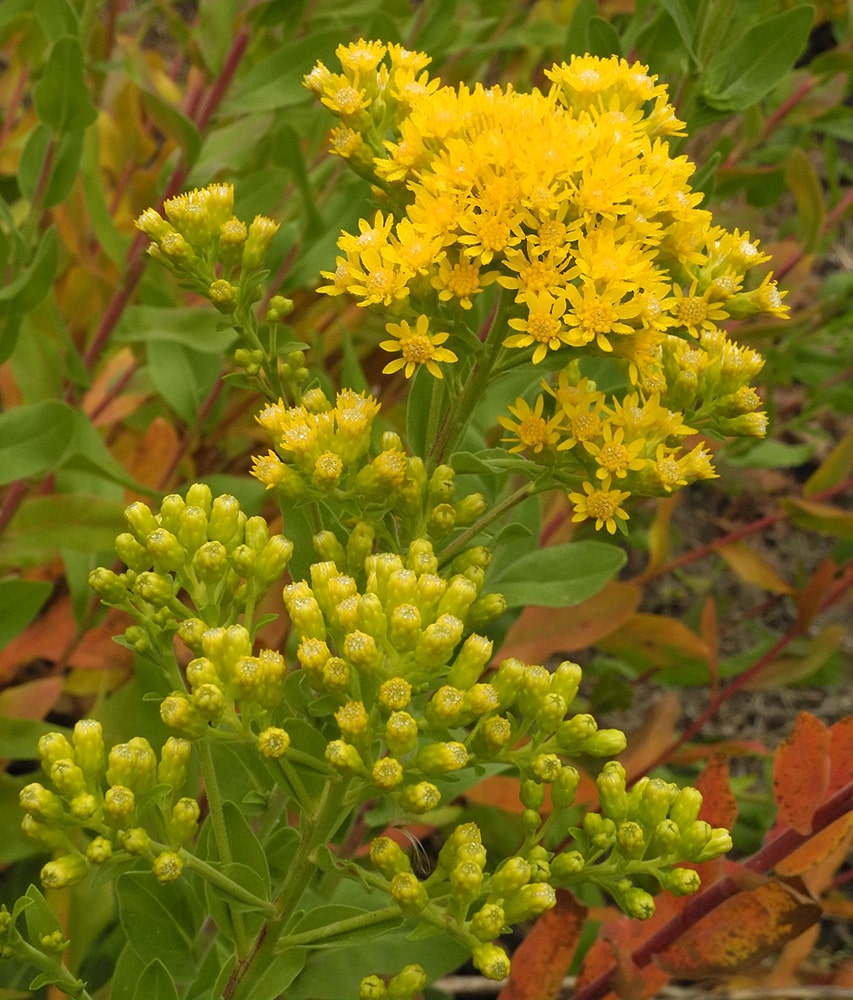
left=437, top=481, right=539, bottom=568
left=12, top=937, right=94, bottom=1000
left=279, top=904, right=401, bottom=948
left=170, top=847, right=277, bottom=917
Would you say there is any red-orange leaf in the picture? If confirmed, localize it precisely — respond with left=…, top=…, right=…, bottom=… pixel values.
left=775, top=812, right=853, bottom=877
left=695, top=753, right=739, bottom=831
left=773, top=712, right=831, bottom=835
left=655, top=880, right=821, bottom=978
left=498, top=890, right=585, bottom=1000
left=575, top=910, right=670, bottom=1000
left=828, top=715, right=853, bottom=798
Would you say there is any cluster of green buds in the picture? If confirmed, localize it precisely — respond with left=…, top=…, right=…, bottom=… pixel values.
left=135, top=182, right=280, bottom=315
left=88, top=484, right=293, bottom=646
left=19, top=720, right=198, bottom=890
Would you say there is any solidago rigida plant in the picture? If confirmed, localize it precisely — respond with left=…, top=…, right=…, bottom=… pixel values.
left=4, top=40, right=788, bottom=1000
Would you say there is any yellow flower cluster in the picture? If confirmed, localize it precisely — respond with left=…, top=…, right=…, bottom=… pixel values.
left=307, top=40, right=786, bottom=378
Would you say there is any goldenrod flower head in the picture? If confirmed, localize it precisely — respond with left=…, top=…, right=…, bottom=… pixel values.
left=380, top=314, right=457, bottom=379
left=583, top=423, right=647, bottom=480
left=568, top=481, right=631, bottom=534
left=504, top=291, right=570, bottom=363
left=498, top=396, right=560, bottom=455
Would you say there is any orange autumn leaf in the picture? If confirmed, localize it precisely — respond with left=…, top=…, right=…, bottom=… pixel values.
left=773, top=712, right=831, bottom=835
left=465, top=772, right=598, bottom=815
left=619, top=691, right=680, bottom=780
left=575, top=908, right=671, bottom=1000
left=498, top=890, right=585, bottom=1000
left=717, top=540, right=795, bottom=595
left=499, top=580, right=641, bottom=663
left=599, top=613, right=708, bottom=669
left=655, top=879, right=821, bottom=979
left=828, top=715, right=853, bottom=798
left=695, top=753, right=739, bottom=831
left=775, top=811, right=853, bottom=877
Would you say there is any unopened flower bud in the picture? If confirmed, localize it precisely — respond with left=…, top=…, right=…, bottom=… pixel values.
left=450, top=861, right=483, bottom=903
left=192, top=683, right=225, bottom=721
left=378, top=677, right=411, bottom=711
left=622, top=886, right=655, bottom=919
left=583, top=813, right=616, bottom=851
left=463, top=683, right=499, bottom=718
left=209, top=278, right=237, bottom=313
left=388, top=603, right=421, bottom=651
left=428, top=503, right=456, bottom=538
left=176, top=618, right=206, bottom=655
left=597, top=762, right=629, bottom=822
left=121, top=826, right=152, bottom=855
left=146, top=528, right=186, bottom=573
left=454, top=493, right=488, bottom=526
left=389, top=872, right=428, bottom=915
left=71, top=719, right=105, bottom=779
left=153, top=851, right=184, bottom=884
left=466, top=592, right=507, bottom=629
left=556, top=713, right=598, bottom=753
left=88, top=567, right=129, bottom=604
left=193, top=541, right=229, bottom=583
left=388, top=964, right=426, bottom=1000
left=40, top=853, right=88, bottom=890
left=264, top=294, right=294, bottom=322
left=158, top=737, right=192, bottom=788
left=479, top=716, right=512, bottom=754
left=536, top=693, right=568, bottom=731
left=160, top=693, right=208, bottom=737
left=503, top=882, right=556, bottom=923
left=637, top=778, right=679, bottom=828
left=415, top=741, right=468, bottom=774
left=343, top=630, right=383, bottom=673
left=50, top=759, right=87, bottom=798
left=254, top=535, right=294, bottom=587
left=521, top=780, right=545, bottom=811
left=415, top=614, right=464, bottom=670
left=20, top=783, right=64, bottom=823
left=115, top=532, right=150, bottom=572
left=426, top=685, right=465, bottom=728
left=677, top=820, right=713, bottom=859
left=242, top=215, right=280, bottom=270
left=472, top=943, right=510, bottom=981
left=258, top=727, right=290, bottom=759
left=489, top=857, right=531, bottom=897
left=103, top=785, right=135, bottom=826
left=208, top=494, right=243, bottom=546
left=406, top=538, right=437, bottom=576
left=399, top=781, right=440, bottom=814
left=385, top=711, right=418, bottom=756
left=551, top=765, right=580, bottom=809
left=372, top=757, right=404, bottom=790
left=359, top=975, right=387, bottom=1000
left=446, top=634, right=493, bottom=690
left=616, top=821, right=646, bottom=858
left=370, top=837, right=412, bottom=879
left=21, top=814, right=69, bottom=849
left=325, top=740, right=366, bottom=775
left=437, top=576, right=477, bottom=619
left=70, top=792, right=97, bottom=820
left=550, top=661, right=582, bottom=705
left=133, top=571, right=175, bottom=608
left=178, top=506, right=209, bottom=552
left=124, top=501, right=159, bottom=543
left=169, top=797, right=200, bottom=846
left=669, top=786, right=703, bottom=831
left=516, top=664, right=551, bottom=719
left=322, top=656, right=351, bottom=694
left=692, top=827, right=733, bottom=863
left=664, top=867, right=701, bottom=896
left=86, top=836, right=113, bottom=864
left=470, top=902, right=505, bottom=941
left=551, top=850, right=585, bottom=879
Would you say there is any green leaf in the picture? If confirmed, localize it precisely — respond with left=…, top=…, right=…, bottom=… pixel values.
left=33, top=36, right=97, bottom=132
left=65, top=408, right=152, bottom=491
left=22, top=884, right=63, bottom=944
left=146, top=339, right=222, bottom=426
left=701, top=6, right=814, bottom=112
left=34, top=0, right=78, bottom=39
left=563, top=0, right=598, bottom=57
left=133, top=959, right=179, bottom=1000
left=113, top=305, right=235, bottom=352
left=785, top=147, right=825, bottom=253
left=726, top=439, right=816, bottom=469
left=238, top=947, right=307, bottom=1000
left=221, top=801, right=271, bottom=892
left=655, top=0, right=697, bottom=62
left=0, top=579, right=52, bottom=650
left=0, top=399, right=74, bottom=483
left=487, top=541, right=626, bottom=609
left=110, top=943, right=149, bottom=1000
left=116, top=872, right=201, bottom=979
left=587, top=17, right=622, bottom=58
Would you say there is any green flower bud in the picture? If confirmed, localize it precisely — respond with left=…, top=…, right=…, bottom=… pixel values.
left=472, top=942, right=510, bottom=981
left=550, top=660, right=582, bottom=705
left=133, top=571, right=176, bottom=608
left=335, top=701, right=371, bottom=743
left=359, top=975, right=387, bottom=1000
left=489, top=857, right=531, bottom=897
left=258, top=727, right=290, bottom=759
left=283, top=582, right=326, bottom=640
left=72, top=719, right=105, bottom=779
left=531, top=753, right=562, bottom=783
left=158, top=493, right=186, bottom=533
left=503, top=882, right=556, bottom=923
left=115, top=532, right=150, bottom=572
left=479, top=716, right=512, bottom=754
left=121, top=827, right=152, bottom=856
left=103, top=785, right=135, bottom=827
left=38, top=732, right=74, bottom=771
left=388, top=964, right=426, bottom=1000
left=463, top=683, right=500, bottom=719
left=415, top=614, right=464, bottom=671
left=322, top=656, right=352, bottom=694
left=208, top=494, right=243, bottom=546
left=158, top=737, right=192, bottom=788
left=521, top=780, right=545, bottom=811
left=389, top=872, right=428, bottom=915
left=451, top=546, right=492, bottom=574
left=470, top=902, right=505, bottom=941
left=551, top=765, right=580, bottom=809
left=378, top=677, right=411, bottom=711
left=451, top=861, right=484, bottom=903
left=437, top=576, right=477, bottom=619
left=428, top=502, right=457, bottom=538
left=209, top=278, right=237, bottom=313
left=550, top=850, right=585, bottom=880
left=664, top=867, right=701, bottom=896
left=597, top=762, right=629, bottom=823
left=415, top=741, right=468, bottom=775
left=86, top=836, right=113, bottom=864
left=343, top=630, right=383, bottom=673
left=692, top=828, right=733, bottom=863
left=428, top=465, right=456, bottom=504
left=650, top=818, right=681, bottom=856
left=186, top=656, right=220, bottom=690
left=388, top=603, right=421, bottom=651
left=438, top=822, right=482, bottom=869
left=193, top=541, right=229, bottom=583
left=230, top=543, right=256, bottom=578
left=638, top=778, right=679, bottom=828
left=516, top=664, right=551, bottom=719
left=583, top=813, right=616, bottom=851
left=178, top=506, right=209, bottom=552
left=70, top=792, right=98, bottom=820
left=20, top=782, right=64, bottom=823
left=669, top=786, right=703, bottom=831
left=521, top=808, right=541, bottom=835
left=466, top=592, right=507, bottom=629
left=370, top=837, right=413, bottom=880
left=265, top=294, right=294, bottom=322
left=399, top=781, right=440, bottom=814
left=146, top=528, right=186, bottom=573
left=556, top=713, right=598, bottom=753
left=41, top=853, right=88, bottom=890
left=160, top=693, right=207, bottom=738
left=385, top=567, right=417, bottom=610
left=124, top=501, right=159, bottom=543
left=454, top=492, right=488, bottom=526
left=457, top=840, right=488, bottom=869
left=346, top=522, right=375, bottom=574
left=426, top=685, right=465, bottom=728
left=88, top=567, right=130, bottom=605
left=169, top=797, right=200, bottom=846
left=185, top=483, right=213, bottom=515
left=446, top=634, right=493, bottom=690
left=242, top=214, right=280, bottom=270
left=536, top=692, right=568, bottom=732
left=153, top=851, right=184, bottom=884
left=414, top=573, right=445, bottom=620
left=191, top=683, right=225, bottom=721
left=621, top=886, right=655, bottom=920
left=372, top=757, right=404, bottom=791
left=21, top=814, right=69, bottom=850
left=616, top=821, right=646, bottom=859
left=107, top=737, right=156, bottom=794
left=325, top=740, right=366, bottom=776
left=254, top=535, right=294, bottom=587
